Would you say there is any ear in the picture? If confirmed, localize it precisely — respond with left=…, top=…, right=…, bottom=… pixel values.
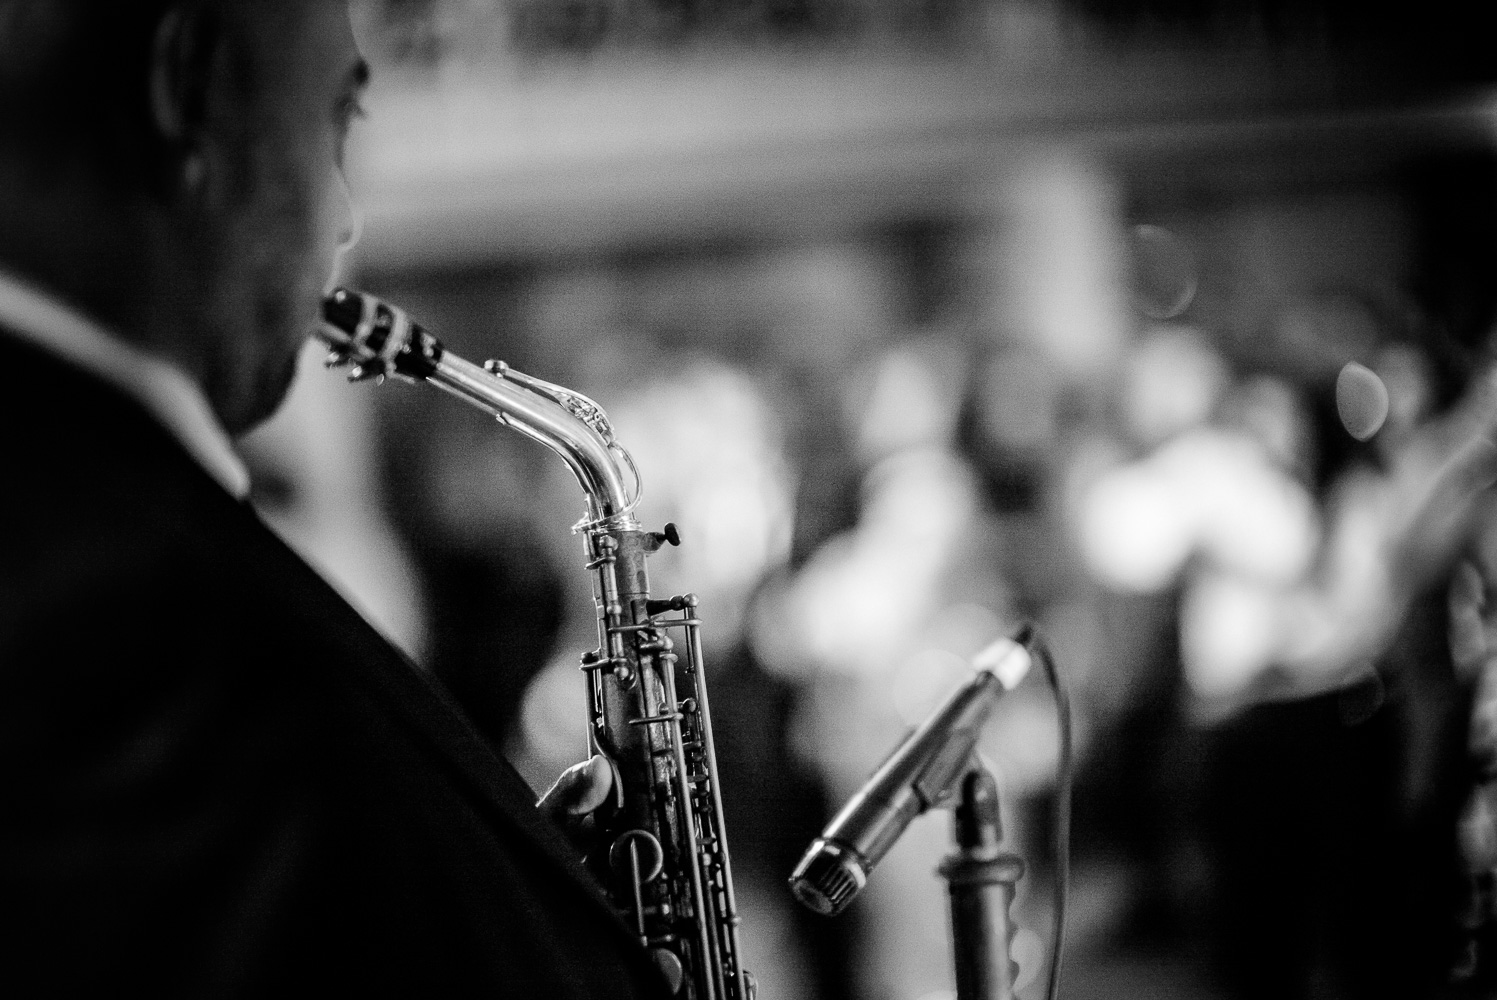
left=147, top=3, right=222, bottom=147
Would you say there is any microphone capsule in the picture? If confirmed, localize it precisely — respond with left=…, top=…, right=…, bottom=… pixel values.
left=973, top=631, right=1033, bottom=690
left=788, top=840, right=868, bottom=917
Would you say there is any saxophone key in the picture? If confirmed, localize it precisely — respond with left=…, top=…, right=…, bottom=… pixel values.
left=629, top=711, right=683, bottom=726
left=638, top=634, right=674, bottom=654
left=609, top=829, right=665, bottom=883
left=578, top=650, right=628, bottom=673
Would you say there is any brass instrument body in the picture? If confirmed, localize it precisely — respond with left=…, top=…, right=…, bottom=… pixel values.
left=318, top=288, right=752, bottom=1000
left=583, top=533, right=747, bottom=1000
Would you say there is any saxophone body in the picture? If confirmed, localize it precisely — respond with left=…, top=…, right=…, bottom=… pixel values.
left=318, top=288, right=753, bottom=1000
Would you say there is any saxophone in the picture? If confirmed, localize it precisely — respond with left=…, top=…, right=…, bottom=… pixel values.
left=318, top=288, right=755, bottom=1000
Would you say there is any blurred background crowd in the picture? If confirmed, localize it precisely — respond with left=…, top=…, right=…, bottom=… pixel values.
left=240, top=1, right=1497, bottom=997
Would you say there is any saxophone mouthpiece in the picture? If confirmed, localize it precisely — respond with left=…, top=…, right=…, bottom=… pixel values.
left=316, top=288, right=444, bottom=381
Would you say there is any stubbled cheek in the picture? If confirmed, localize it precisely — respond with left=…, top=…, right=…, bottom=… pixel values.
left=241, top=167, right=339, bottom=329
left=201, top=122, right=347, bottom=430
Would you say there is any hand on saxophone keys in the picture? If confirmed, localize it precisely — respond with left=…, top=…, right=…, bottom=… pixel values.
left=537, top=754, right=621, bottom=852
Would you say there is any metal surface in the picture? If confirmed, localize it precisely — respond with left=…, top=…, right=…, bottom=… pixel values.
left=318, top=288, right=753, bottom=1000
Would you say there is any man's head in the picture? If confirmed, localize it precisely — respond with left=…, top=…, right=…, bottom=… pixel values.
left=0, top=1, right=367, bottom=433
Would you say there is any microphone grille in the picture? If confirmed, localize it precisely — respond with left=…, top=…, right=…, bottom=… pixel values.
left=788, top=840, right=866, bottom=917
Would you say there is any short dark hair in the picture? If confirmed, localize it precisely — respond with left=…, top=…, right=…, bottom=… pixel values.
left=0, top=1, right=210, bottom=191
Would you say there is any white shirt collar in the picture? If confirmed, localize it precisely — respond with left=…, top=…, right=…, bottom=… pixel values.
left=0, top=269, right=251, bottom=499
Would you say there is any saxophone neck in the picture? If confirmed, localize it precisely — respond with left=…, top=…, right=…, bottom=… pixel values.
left=318, top=287, right=640, bottom=528
left=438, top=352, right=641, bottom=530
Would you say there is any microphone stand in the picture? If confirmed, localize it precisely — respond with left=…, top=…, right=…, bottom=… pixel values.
left=938, top=761, right=1025, bottom=1000
left=789, top=627, right=1069, bottom=1000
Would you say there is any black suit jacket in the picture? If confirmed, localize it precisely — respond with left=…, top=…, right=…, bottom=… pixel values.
left=0, top=333, right=668, bottom=998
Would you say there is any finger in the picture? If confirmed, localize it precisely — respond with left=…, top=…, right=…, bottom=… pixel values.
left=566, top=754, right=614, bottom=815
left=537, top=754, right=614, bottom=819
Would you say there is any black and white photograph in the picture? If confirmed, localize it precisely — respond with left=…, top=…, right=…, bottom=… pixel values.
left=4, top=2, right=1497, bottom=998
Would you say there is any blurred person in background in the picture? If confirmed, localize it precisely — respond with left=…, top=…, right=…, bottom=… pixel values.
left=1075, top=160, right=1497, bottom=998
left=1188, top=163, right=1497, bottom=1000
left=0, top=2, right=665, bottom=995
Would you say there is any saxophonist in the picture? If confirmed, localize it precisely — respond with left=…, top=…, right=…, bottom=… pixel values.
left=0, top=3, right=666, bottom=996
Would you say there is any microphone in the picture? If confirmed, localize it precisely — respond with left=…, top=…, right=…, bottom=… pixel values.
left=789, top=626, right=1035, bottom=916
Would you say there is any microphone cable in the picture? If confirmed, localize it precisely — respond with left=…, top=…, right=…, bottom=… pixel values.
left=1027, top=630, right=1072, bottom=1000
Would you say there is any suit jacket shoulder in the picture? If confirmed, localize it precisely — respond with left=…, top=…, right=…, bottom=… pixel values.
left=0, top=335, right=667, bottom=998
